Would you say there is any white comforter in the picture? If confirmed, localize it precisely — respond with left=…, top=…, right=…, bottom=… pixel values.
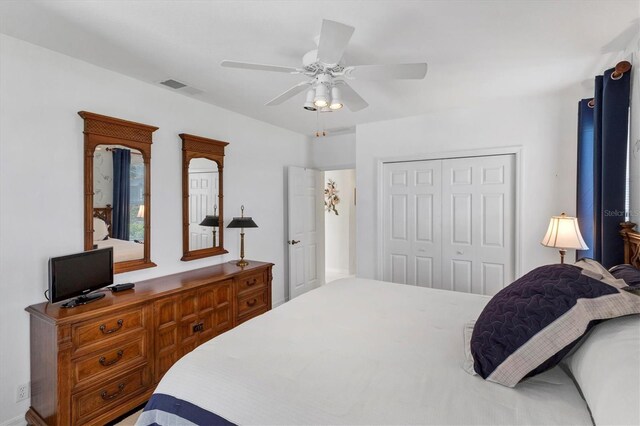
left=95, top=237, right=143, bottom=262
left=149, top=278, right=592, bottom=425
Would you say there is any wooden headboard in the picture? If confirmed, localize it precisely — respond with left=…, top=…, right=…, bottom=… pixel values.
left=620, top=222, right=640, bottom=268
left=93, top=204, right=113, bottom=236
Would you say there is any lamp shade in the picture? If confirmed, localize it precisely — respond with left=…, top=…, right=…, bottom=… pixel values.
left=227, top=217, right=258, bottom=229
left=199, top=215, right=219, bottom=227
left=541, top=213, right=588, bottom=250
left=137, top=205, right=145, bottom=218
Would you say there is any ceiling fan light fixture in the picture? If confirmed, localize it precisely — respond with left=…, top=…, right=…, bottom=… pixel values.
left=303, top=88, right=317, bottom=111
left=313, top=83, right=329, bottom=107
left=329, top=86, right=343, bottom=110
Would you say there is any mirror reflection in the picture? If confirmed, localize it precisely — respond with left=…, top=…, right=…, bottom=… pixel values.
left=92, top=145, right=145, bottom=263
left=188, top=158, right=220, bottom=251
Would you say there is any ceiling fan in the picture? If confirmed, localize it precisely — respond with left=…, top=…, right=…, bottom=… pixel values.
left=221, top=19, right=427, bottom=112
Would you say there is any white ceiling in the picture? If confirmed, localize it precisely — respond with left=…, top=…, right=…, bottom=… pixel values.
left=0, top=0, right=638, bottom=135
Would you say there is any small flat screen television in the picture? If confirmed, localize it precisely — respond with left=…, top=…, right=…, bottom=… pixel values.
left=48, top=247, right=113, bottom=308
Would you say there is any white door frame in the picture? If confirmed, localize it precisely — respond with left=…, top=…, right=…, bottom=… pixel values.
left=376, top=146, right=523, bottom=282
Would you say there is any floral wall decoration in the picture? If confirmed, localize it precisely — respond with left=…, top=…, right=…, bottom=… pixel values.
left=324, top=179, right=340, bottom=215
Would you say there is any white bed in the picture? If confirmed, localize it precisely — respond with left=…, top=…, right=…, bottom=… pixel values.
left=139, top=277, right=596, bottom=425
left=95, top=237, right=144, bottom=262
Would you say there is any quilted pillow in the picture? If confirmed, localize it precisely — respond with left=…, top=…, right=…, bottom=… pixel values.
left=470, top=264, right=640, bottom=387
left=609, top=264, right=640, bottom=290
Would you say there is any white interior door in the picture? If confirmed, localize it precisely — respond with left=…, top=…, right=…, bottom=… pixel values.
left=188, top=172, right=216, bottom=250
left=441, top=155, right=514, bottom=295
left=383, top=161, right=442, bottom=286
left=288, top=166, right=324, bottom=300
left=382, top=155, right=514, bottom=295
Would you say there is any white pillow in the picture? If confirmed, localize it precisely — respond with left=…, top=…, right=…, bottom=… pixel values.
left=93, top=217, right=109, bottom=241
left=562, top=315, right=640, bottom=426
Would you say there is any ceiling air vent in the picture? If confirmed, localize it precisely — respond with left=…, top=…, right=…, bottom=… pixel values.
left=160, top=79, right=187, bottom=89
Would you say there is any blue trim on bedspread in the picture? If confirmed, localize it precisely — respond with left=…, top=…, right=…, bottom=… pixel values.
left=139, top=393, right=235, bottom=425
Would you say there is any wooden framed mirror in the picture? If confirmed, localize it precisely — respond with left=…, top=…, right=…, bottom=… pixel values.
left=180, top=133, right=229, bottom=261
left=79, top=111, right=157, bottom=273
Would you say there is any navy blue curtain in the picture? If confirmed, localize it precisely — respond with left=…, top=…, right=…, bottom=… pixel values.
left=576, top=68, right=631, bottom=267
left=576, top=99, right=595, bottom=260
left=112, top=148, right=131, bottom=240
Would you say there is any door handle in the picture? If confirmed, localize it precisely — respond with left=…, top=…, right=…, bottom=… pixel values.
left=288, top=240, right=300, bottom=245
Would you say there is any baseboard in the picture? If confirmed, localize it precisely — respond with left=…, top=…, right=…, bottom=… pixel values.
left=0, top=415, right=26, bottom=426
left=273, top=298, right=286, bottom=308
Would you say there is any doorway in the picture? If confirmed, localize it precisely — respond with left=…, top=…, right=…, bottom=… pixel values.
left=323, top=169, right=356, bottom=283
left=187, top=160, right=218, bottom=251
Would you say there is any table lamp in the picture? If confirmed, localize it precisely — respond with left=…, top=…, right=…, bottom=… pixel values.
left=541, top=213, right=588, bottom=264
left=227, top=205, right=258, bottom=267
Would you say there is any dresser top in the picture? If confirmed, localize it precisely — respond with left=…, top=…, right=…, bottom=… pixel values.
left=26, top=260, right=273, bottom=324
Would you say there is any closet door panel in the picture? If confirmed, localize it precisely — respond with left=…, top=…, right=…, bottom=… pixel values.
left=383, top=161, right=442, bottom=286
left=442, top=155, right=514, bottom=295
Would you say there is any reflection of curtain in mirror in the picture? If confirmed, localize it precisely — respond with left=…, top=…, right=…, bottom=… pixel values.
left=112, top=148, right=131, bottom=240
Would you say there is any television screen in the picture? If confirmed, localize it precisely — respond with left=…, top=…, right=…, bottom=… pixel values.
left=49, top=248, right=113, bottom=304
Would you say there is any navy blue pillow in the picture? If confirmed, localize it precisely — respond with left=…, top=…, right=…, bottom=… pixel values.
left=609, top=264, right=640, bottom=290
left=470, top=264, right=621, bottom=387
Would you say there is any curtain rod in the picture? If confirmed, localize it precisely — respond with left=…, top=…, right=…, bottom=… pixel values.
left=586, top=60, right=632, bottom=108
left=104, top=147, right=143, bottom=155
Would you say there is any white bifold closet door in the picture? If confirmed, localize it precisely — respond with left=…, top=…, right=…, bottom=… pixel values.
left=383, top=154, right=514, bottom=296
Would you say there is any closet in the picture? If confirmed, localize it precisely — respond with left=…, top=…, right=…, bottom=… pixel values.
left=382, top=154, right=515, bottom=295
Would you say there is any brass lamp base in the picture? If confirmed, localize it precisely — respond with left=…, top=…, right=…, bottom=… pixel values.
left=236, top=231, right=248, bottom=267
left=559, top=248, right=567, bottom=264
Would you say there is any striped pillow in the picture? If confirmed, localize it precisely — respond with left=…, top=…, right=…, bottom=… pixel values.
left=470, top=264, right=640, bottom=387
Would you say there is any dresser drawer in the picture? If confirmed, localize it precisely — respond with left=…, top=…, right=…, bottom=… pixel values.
left=73, top=335, right=148, bottom=390
left=72, top=366, right=151, bottom=425
left=236, top=272, right=266, bottom=296
left=237, top=288, right=269, bottom=318
left=72, top=308, right=145, bottom=354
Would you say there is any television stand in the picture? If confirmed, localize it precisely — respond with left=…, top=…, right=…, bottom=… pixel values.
left=61, top=292, right=105, bottom=308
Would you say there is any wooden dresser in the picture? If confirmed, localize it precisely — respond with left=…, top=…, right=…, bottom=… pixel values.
left=25, top=261, right=273, bottom=426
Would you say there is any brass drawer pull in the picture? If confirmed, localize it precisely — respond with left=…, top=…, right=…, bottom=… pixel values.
left=99, top=350, right=124, bottom=366
left=99, top=319, right=123, bottom=334
left=246, top=298, right=257, bottom=307
left=100, top=383, right=125, bottom=400
left=246, top=278, right=258, bottom=286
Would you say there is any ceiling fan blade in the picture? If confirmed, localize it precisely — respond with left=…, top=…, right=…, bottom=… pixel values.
left=317, top=19, right=355, bottom=65
left=221, top=60, right=301, bottom=74
left=346, top=63, right=428, bottom=80
left=337, top=82, right=368, bottom=112
left=265, top=82, right=312, bottom=106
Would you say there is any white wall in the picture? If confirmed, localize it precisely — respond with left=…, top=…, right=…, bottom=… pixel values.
left=355, top=92, right=580, bottom=280
left=324, top=169, right=356, bottom=276
left=0, top=34, right=309, bottom=424
left=309, top=133, right=356, bottom=170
